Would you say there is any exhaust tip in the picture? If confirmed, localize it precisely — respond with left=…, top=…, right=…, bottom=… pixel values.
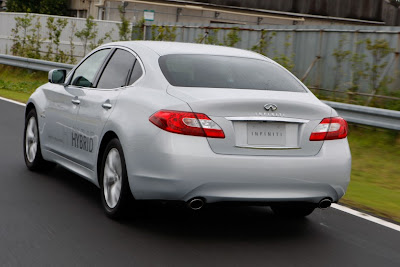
left=188, top=198, right=204, bottom=210
left=319, top=198, right=332, bottom=209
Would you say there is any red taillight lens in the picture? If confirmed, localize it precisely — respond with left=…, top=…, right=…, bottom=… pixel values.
left=309, top=117, right=348, bottom=141
left=149, top=110, right=225, bottom=138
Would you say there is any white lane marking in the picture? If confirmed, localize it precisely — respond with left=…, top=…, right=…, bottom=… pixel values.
left=0, top=97, right=399, bottom=231
left=332, top=204, right=400, bottom=232
left=0, top=96, right=26, bottom=106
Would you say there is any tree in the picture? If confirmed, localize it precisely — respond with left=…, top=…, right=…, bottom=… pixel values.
left=365, top=38, right=395, bottom=105
left=151, top=25, right=177, bottom=41
left=40, top=0, right=68, bottom=16
left=251, top=30, right=276, bottom=56
left=6, top=0, right=68, bottom=16
left=117, top=5, right=131, bottom=41
left=332, top=35, right=351, bottom=91
left=6, top=0, right=41, bottom=13
left=11, top=13, right=34, bottom=57
left=45, top=17, right=68, bottom=62
left=223, top=27, right=241, bottom=47
left=390, top=0, right=400, bottom=7
left=75, top=16, right=98, bottom=56
left=195, top=29, right=220, bottom=45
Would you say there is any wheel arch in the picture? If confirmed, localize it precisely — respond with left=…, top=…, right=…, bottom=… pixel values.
left=97, top=131, right=119, bottom=185
left=25, top=102, right=36, bottom=117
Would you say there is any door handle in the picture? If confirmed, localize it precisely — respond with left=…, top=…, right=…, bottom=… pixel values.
left=71, top=98, right=80, bottom=105
left=102, top=102, right=112, bottom=109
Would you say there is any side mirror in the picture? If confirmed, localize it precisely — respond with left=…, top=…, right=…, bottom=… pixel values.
left=48, top=69, right=67, bottom=84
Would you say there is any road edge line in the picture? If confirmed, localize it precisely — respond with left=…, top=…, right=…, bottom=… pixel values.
left=1, top=97, right=399, bottom=232
left=0, top=96, right=26, bottom=107
left=332, top=204, right=400, bottom=232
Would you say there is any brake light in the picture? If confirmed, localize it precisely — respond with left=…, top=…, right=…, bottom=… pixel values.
left=309, top=117, right=348, bottom=141
left=149, top=110, right=225, bottom=138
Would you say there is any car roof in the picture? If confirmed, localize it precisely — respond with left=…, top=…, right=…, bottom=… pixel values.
left=109, top=41, right=268, bottom=61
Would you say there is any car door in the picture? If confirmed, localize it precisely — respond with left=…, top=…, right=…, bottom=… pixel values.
left=73, top=48, right=140, bottom=171
left=40, top=82, right=81, bottom=159
left=49, top=48, right=112, bottom=164
left=42, top=48, right=111, bottom=161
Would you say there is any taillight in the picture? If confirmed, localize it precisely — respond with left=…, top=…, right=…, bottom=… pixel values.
left=149, top=110, right=225, bottom=138
left=309, top=117, right=348, bottom=141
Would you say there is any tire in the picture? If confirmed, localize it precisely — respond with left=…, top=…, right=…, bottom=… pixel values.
left=23, top=109, right=55, bottom=171
left=100, top=138, right=133, bottom=219
left=271, top=205, right=315, bottom=218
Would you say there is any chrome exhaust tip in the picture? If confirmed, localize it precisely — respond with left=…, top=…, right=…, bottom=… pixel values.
left=318, top=198, right=332, bottom=209
left=188, top=198, right=204, bottom=210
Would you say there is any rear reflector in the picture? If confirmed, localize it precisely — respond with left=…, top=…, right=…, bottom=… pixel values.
left=309, top=117, right=348, bottom=141
left=149, top=110, right=225, bottom=138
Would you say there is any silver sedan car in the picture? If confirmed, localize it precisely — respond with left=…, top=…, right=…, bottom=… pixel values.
left=23, top=41, right=351, bottom=219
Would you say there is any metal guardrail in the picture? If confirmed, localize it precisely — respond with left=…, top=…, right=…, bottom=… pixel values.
left=0, top=54, right=399, bottom=130
left=323, top=101, right=400, bottom=131
left=0, top=54, right=73, bottom=72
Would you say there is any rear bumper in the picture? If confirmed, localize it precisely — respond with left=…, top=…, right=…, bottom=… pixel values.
left=125, top=132, right=351, bottom=204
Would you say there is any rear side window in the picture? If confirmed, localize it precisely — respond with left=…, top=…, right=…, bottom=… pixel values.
left=128, top=60, right=143, bottom=85
left=159, top=54, right=306, bottom=92
left=97, top=49, right=136, bottom=89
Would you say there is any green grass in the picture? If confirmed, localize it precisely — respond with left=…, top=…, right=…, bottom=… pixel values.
left=0, top=65, right=47, bottom=103
left=0, top=66, right=399, bottom=223
left=342, top=125, right=400, bottom=223
left=0, top=89, right=31, bottom=103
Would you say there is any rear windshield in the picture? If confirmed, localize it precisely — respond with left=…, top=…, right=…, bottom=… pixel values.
left=159, top=54, right=306, bottom=92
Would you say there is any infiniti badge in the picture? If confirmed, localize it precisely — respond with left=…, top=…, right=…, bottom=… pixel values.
left=264, top=104, right=278, bottom=111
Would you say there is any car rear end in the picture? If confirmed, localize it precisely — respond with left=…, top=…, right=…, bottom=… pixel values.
left=130, top=47, right=351, bottom=209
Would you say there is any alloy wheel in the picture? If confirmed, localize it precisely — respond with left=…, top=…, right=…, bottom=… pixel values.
left=103, top=148, right=122, bottom=209
left=25, top=116, right=38, bottom=163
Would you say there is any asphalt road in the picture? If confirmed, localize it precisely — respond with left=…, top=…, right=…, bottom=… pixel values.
left=1, top=99, right=399, bottom=267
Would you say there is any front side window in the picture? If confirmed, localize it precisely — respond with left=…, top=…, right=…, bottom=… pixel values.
left=97, top=49, right=136, bottom=89
left=159, top=54, right=306, bottom=92
left=70, top=49, right=111, bottom=87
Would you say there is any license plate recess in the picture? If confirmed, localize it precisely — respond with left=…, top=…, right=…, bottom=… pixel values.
left=247, top=122, right=287, bottom=146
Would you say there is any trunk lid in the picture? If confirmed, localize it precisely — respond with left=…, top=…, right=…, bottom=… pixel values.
left=167, top=86, right=332, bottom=156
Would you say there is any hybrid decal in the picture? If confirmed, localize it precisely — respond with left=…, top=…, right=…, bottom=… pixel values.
left=72, top=131, right=94, bottom=153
